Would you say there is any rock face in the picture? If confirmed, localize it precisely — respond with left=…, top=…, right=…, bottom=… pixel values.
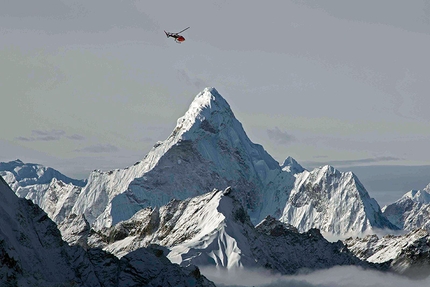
left=344, top=228, right=430, bottom=278
left=382, top=184, right=430, bottom=232
left=86, top=187, right=370, bottom=274
left=0, top=175, right=215, bottom=287
left=280, top=165, right=398, bottom=235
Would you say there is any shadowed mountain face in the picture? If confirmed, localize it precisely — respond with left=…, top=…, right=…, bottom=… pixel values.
left=0, top=176, right=215, bottom=287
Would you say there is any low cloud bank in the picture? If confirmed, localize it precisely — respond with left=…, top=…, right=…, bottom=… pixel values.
left=201, top=265, right=430, bottom=287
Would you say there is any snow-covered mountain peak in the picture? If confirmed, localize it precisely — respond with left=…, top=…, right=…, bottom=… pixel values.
left=73, top=87, right=283, bottom=229
left=0, top=159, right=86, bottom=188
left=382, top=183, right=430, bottom=231
left=280, top=164, right=397, bottom=235
left=169, top=87, right=235, bottom=142
left=320, top=164, right=339, bottom=175
left=281, top=156, right=305, bottom=174
left=403, top=188, right=430, bottom=205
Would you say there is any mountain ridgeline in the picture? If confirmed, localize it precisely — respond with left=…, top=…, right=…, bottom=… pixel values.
left=2, top=88, right=397, bottom=237
left=4, top=87, right=428, bottom=282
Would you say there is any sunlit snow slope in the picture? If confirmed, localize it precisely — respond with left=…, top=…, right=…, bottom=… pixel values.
left=87, top=187, right=369, bottom=274
left=280, top=165, right=398, bottom=235
left=383, top=184, right=430, bottom=232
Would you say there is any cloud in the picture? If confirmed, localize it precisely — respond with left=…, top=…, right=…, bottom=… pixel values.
left=75, top=144, right=119, bottom=153
left=176, top=69, right=208, bottom=89
left=303, top=156, right=402, bottom=168
left=201, top=266, right=430, bottom=287
left=15, top=136, right=35, bottom=142
left=66, top=134, right=85, bottom=141
left=16, top=129, right=64, bottom=141
left=16, top=130, right=85, bottom=142
left=266, top=127, right=295, bottom=145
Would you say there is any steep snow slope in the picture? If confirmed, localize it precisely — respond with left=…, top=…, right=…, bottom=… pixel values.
left=344, top=228, right=430, bottom=278
left=280, top=165, right=398, bottom=235
left=0, top=159, right=85, bottom=223
left=0, top=175, right=215, bottom=286
left=382, top=184, right=430, bottom=232
left=72, top=87, right=284, bottom=230
left=87, top=187, right=369, bottom=274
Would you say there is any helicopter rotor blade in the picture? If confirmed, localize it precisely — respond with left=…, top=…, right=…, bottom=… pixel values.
left=176, top=27, right=190, bottom=34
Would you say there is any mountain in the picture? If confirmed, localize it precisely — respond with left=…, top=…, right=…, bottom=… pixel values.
left=0, top=175, right=215, bottom=286
left=85, top=187, right=372, bottom=274
left=1, top=88, right=396, bottom=238
left=69, top=87, right=394, bottom=237
left=280, top=165, right=398, bottom=235
left=344, top=228, right=430, bottom=278
left=72, top=87, right=285, bottom=230
left=0, top=159, right=85, bottom=223
left=0, top=159, right=86, bottom=189
left=382, top=183, right=430, bottom=232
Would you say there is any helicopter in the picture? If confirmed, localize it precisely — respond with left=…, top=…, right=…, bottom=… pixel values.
left=164, top=27, right=190, bottom=43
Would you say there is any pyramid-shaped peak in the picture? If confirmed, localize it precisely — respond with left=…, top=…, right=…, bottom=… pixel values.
left=281, top=156, right=305, bottom=174
left=187, top=87, right=231, bottom=115
left=319, top=165, right=340, bottom=175
left=171, top=87, right=237, bottom=140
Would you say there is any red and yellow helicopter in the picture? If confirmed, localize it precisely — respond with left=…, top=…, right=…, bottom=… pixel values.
left=164, top=27, right=190, bottom=43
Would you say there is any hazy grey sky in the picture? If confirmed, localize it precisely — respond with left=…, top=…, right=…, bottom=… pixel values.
left=1, top=0, right=430, bottom=184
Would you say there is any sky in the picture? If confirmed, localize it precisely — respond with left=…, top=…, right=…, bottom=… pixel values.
left=1, top=1, right=430, bottom=203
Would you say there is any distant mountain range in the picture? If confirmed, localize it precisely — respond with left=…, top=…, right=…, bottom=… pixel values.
left=1, top=87, right=429, bottom=282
